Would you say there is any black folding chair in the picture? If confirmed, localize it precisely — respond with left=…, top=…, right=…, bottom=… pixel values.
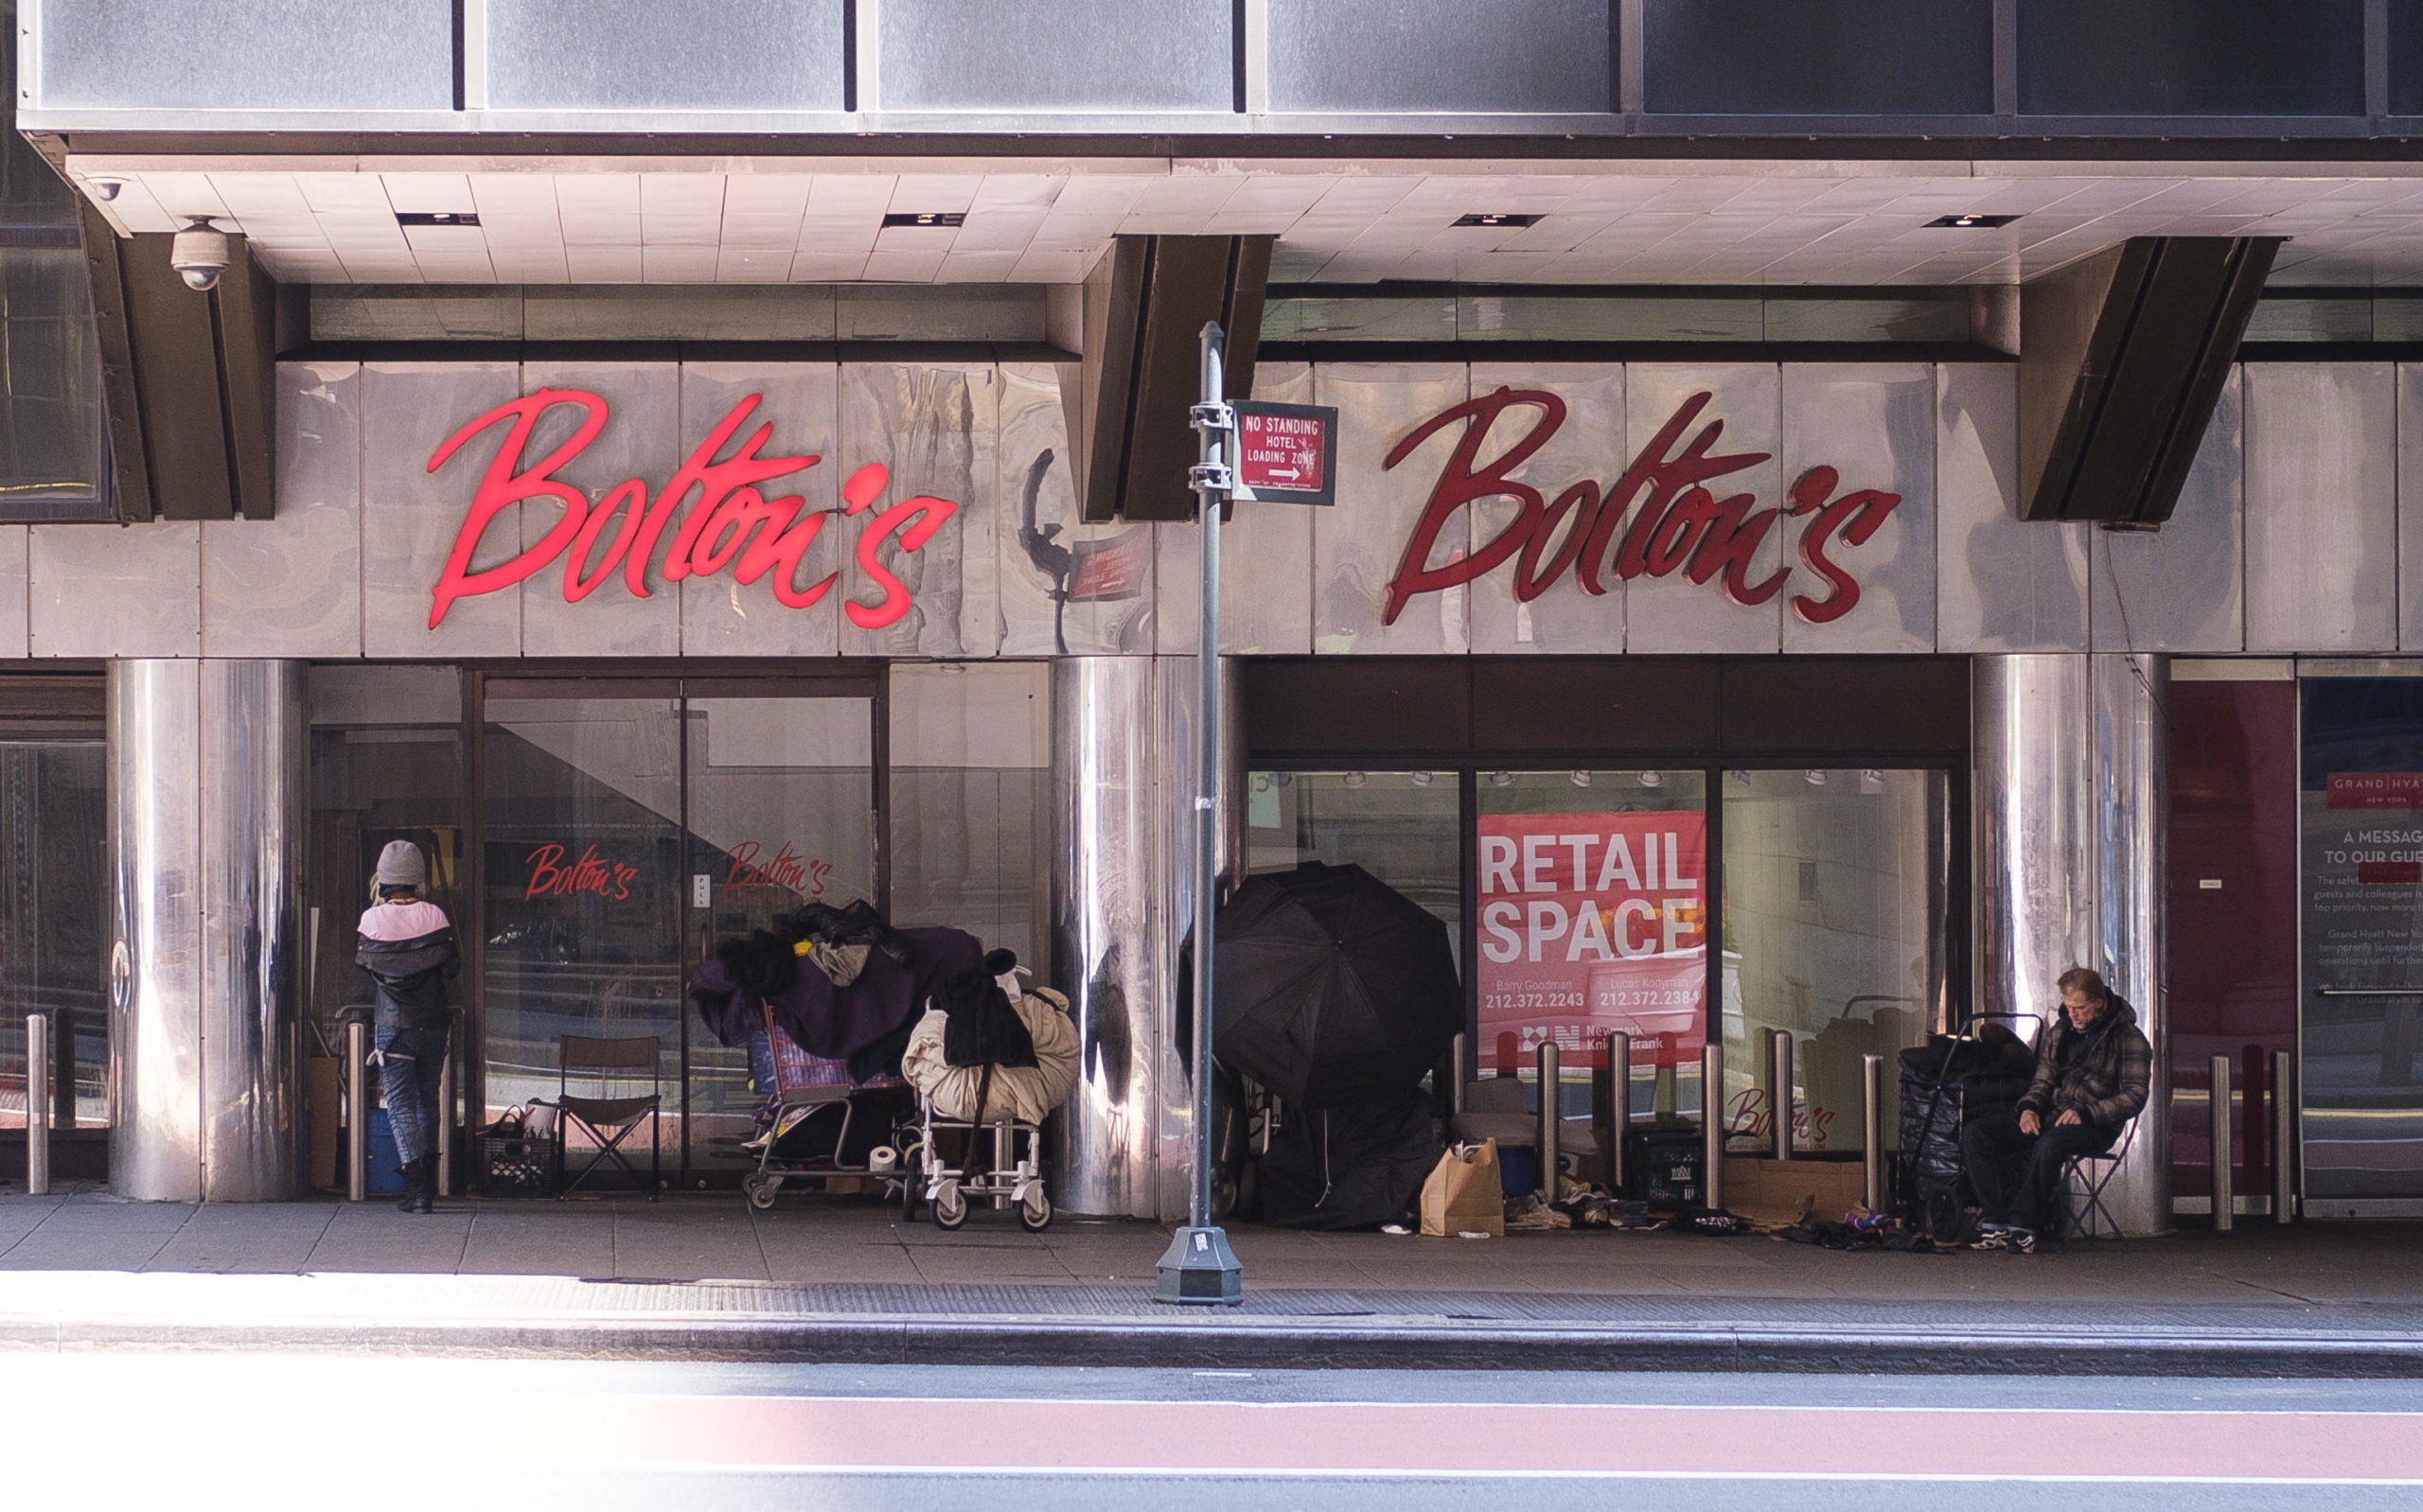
left=549, top=1034, right=662, bottom=1200
left=2062, top=1120, right=2136, bottom=1242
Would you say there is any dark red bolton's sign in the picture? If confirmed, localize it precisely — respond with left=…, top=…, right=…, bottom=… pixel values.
left=1384, top=386, right=1901, bottom=625
left=1234, top=400, right=1338, bottom=506
left=425, top=388, right=958, bottom=631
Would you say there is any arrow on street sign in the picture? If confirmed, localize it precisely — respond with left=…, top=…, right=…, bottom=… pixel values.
left=1233, top=401, right=1339, bottom=506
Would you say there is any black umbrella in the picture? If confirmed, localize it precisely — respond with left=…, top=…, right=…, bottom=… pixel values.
left=1212, top=861, right=1464, bottom=1108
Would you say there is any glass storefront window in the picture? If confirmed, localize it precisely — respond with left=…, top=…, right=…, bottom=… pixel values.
left=1719, top=768, right=1948, bottom=1157
left=1247, top=769, right=1462, bottom=955
left=1476, top=770, right=1708, bottom=1122
left=0, top=739, right=106, bottom=1128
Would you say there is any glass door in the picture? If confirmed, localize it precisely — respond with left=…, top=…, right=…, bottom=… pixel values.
left=2299, top=677, right=2423, bottom=1210
left=681, top=684, right=876, bottom=1174
left=0, top=737, right=107, bottom=1134
left=480, top=685, right=687, bottom=1175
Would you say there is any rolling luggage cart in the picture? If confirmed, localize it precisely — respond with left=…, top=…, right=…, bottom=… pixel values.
left=739, top=1011, right=921, bottom=1215
left=913, top=1091, right=1052, bottom=1232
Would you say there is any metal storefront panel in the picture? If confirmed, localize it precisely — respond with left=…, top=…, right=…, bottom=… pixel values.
left=2091, top=366, right=2245, bottom=655
left=516, top=362, right=682, bottom=658
left=29, top=521, right=200, bottom=657
left=1934, top=363, right=2090, bottom=653
left=2243, top=362, right=2396, bottom=654
left=363, top=362, right=526, bottom=659
left=36, top=0, right=453, bottom=111
left=2396, top=366, right=2423, bottom=650
left=1312, top=363, right=1471, bottom=654
left=1464, top=362, right=1627, bottom=655
left=486, top=0, right=847, bottom=112
left=838, top=363, right=1001, bottom=658
left=0, top=527, right=27, bottom=659
left=1001, top=363, right=1156, bottom=657
left=677, top=363, right=843, bottom=658
left=203, top=361, right=363, bottom=659
left=1154, top=362, right=1316, bottom=657
left=878, top=0, right=1232, bottom=112
left=1621, top=364, right=1783, bottom=654
left=1780, top=363, right=1936, bottom=654
left=1265, top=0, right=1613, bottom=114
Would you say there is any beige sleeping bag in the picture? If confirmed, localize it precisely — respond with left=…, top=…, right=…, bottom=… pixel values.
left=900, top=985, right=1079, bottom=1123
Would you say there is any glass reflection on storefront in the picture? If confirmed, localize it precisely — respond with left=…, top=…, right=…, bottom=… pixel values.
left=1719, top=768, right=1948, bottom=1158
left=0, top=738, right=106, bottom=1129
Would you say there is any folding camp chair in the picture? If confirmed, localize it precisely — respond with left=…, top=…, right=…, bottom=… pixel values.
left=2062, top=1119, right=2136, bottom=1242
left=548, top=1034, right=662, bottom=1200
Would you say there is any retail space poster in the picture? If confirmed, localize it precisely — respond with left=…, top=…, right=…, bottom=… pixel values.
left=1476, top=811, right=1707, bottom=1074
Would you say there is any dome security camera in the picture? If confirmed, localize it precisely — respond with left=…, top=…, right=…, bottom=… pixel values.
left=169, top=218, right=229, bottom=292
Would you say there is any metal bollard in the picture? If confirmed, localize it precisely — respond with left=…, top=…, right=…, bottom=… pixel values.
left=1701, top=1041, right=1724, bottom=1211
left=1861, top=1053, right=1887, bottom=1214
left=435, top=1046, right=454, bottom=1199
left=1768, top=1029, right=1795, bottom=1161
left=2271, top=1047, right=2296, bottom=1224
left=345, top=1019, right=369, bottom=1203
left=2210, top=1051, right=2235, bottom=1234
left=25, top=1012, right=50, bottom=1197
left=1448, top=1031, right=1469, bottom=1116
left=1605, top=1030, right=1632, bottom=1192
left=1535, top=1038, right=1561, bottom=1198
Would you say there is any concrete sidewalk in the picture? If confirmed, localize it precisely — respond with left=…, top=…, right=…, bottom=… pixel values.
left=3, top=1187, right=2419, bottom=1375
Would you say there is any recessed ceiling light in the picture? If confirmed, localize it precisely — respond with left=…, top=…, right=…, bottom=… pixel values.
left=881, top=211, right=965, bottom=228
left=1926, top=213, right=2021, bottom=229
left=1452, top=213, right=1542, bottom=229
left=396, top=211, right=480, bottom=227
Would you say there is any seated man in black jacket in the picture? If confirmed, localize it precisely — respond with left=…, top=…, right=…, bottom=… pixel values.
left=1960, top=966, right=2151, bottom=1254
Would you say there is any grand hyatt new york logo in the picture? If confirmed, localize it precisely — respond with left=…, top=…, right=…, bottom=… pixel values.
left=1384, top=387, right=1901, bottom=624
left=424, top=388, right=957, bottom=629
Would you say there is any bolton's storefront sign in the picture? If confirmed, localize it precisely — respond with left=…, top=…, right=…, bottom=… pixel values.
left=424, top=388, right=959, bottom=631
left=1385, top=386, right=1902, bottom=626
left=1476, top=810, right=1707, bottom=1074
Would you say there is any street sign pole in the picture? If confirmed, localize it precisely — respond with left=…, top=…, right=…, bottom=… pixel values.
left=1156, top=320, right=1247, bottom=1306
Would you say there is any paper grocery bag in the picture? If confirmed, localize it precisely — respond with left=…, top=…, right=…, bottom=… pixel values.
left=1419, top=1138, right=1505, bottom=1238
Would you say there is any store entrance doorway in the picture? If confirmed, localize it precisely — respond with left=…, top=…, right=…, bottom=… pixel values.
left=2300, top=675, right=2423, bottom=1215
left=476, top=676, right=878, bottom=1185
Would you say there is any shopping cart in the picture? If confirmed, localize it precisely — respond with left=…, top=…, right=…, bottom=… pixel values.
left=913, top=1091, right=1052, bottom=1231
left=739, top=1010, right=920, bottom=1215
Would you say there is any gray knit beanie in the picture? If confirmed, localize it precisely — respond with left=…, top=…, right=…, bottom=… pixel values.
left=374, top=839, right=427, bottom=891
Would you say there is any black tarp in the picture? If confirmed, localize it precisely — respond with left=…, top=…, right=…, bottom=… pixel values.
left=1254, top=1089, right=1440, bottom=1231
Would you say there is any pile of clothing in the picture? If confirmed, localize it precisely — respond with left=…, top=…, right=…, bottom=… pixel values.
left=900, top=949, right=1079, bottom=1123
left=690, top=900, right=984, bottom=1085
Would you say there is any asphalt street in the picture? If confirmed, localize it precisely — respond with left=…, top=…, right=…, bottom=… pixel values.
left=13, top=1355, right=2421, bottom=1509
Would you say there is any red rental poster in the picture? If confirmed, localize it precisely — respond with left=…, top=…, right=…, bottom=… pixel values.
left=1476, top=810, right=1707, bottom=1073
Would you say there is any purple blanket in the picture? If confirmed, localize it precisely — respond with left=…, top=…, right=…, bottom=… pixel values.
left=690, top=925, right=985, bottom=1060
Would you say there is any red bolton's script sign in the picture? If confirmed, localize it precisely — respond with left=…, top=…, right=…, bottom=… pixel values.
left=524, top=843, right=640, bottom=902
left=426, top=389, right=958, bottom=630
left=724, top=841, right=833, bottom=898
left=1384, top=387, right=1901, bottom=625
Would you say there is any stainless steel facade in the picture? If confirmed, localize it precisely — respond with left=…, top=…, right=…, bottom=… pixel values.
left=1972, top=653, right=2169, bottom=1236
left=109, top=659, right=307, bottom=1202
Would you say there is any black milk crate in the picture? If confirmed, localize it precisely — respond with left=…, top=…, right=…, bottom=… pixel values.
left=477, top=1130, right=557, bottom=1198
left=1623, top=1127, right=1704, bottom=1208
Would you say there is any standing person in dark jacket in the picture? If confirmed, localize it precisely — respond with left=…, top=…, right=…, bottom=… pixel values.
left=351, top=840, right=460, bottom=1215
left=1960, top=966, right=2152, bottom=1254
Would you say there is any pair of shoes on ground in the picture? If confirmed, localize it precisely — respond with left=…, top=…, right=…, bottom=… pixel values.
left=1968, top=1222, right=2037, bottom=1254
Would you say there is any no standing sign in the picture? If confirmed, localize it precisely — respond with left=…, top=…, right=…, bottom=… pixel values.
left=1232, top=400, right=1339, bottom=506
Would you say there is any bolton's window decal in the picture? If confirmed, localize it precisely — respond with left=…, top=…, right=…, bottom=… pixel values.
left=424, top=388, right=959, bottom=631
left=1384, top=387, right=1901, bottom=627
